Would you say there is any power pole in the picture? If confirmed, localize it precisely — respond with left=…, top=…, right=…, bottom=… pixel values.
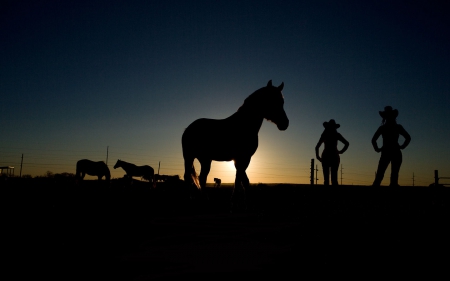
left=310, top=159, right=314, bottom=186
left=20, top=153, right=23, bottom=178
left=158, top=161, right=160, bottom=175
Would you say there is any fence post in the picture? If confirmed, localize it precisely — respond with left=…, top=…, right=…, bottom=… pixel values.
left=315, top=165, right=319, bottom=185
left=20, top=154, right=23, bottom=178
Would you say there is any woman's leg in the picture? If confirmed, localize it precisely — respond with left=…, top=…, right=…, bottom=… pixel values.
left=373, top=153, right=390, bottom=186
left=390, top=150, right=403, bottom=186
left=322, top=161, right=330, bottom=186
left=331, top=156, right=340, bottom=186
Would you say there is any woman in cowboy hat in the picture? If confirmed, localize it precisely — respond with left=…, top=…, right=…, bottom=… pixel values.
left=315, top=119, right=349, bottom=186
left=372, top=106, right=411, bottom=186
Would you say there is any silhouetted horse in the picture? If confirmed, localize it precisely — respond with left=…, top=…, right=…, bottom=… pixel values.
left=114, top=159, right=154, bottom=183
left=182, top=80, right=289, bottom=192
left=76, top=159, right=111, bottom=181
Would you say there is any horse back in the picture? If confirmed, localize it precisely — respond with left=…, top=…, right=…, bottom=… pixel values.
left=142, top=165, right=154, bottom=175
left=182, top=118, right=259, bottom=161
left=140, top=165, right=154, bottom=181
left=77, top=159, right=109, bottom=176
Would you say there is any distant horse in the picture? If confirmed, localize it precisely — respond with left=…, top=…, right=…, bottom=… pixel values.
left=182, top=80, right=289, bottom=191
left=114, top=159, right=154, bottom=183
left=76, top=159, right=111, bottom=181
left=155, top=174, right=181, bottom=182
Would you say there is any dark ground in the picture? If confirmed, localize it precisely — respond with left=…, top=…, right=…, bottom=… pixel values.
left=3, top=177, right=450, bottom=280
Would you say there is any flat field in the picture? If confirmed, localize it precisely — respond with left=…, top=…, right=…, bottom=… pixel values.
left=3, top=178, right=449, bottom=279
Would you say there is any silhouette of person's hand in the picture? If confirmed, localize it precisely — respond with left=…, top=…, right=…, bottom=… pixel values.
left=374, top=147, right=381, bottom=153
left=316, top=155, right=322, bottom=162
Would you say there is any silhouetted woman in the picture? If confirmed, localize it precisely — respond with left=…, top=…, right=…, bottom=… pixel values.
left=315, top=119, right=349, bottom=186
left=372, top=106, right=411, bottom=186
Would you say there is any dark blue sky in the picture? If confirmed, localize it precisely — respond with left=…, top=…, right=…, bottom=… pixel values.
left=1, top=0, right=449, bottom=185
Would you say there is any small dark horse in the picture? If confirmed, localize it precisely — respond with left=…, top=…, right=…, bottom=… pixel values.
left=182, top=80, right=289, bottom=191
left=114, top=159, right=155, bottom=183
left=76, top=159, right=111, bottom=181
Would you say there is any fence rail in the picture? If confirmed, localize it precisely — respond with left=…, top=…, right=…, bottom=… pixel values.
left=434, top=170, right=450, bottom=186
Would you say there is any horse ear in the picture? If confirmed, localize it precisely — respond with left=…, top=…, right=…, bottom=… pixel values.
left=267, top=80, right=272, bottom=87
left=278, top=82, right=284, bottom=91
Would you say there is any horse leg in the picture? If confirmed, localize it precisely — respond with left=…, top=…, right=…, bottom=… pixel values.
left=75, top=172, right=85, bottom=184
left=152, top=171, right=155, bottom=188
left=198, top=158, right=211, bottom=190
left=184, top=157, right=199, bottom=188
left=197, top=158, right=211, bottom=199
left=126, top=174, right=133, bottom=185
left=232, top=158, right=250, bottom=212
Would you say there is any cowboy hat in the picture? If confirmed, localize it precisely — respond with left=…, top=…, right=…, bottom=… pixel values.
left=379, top=106, right=398, bottom=119
left=323, top=119, right=340, bottom=129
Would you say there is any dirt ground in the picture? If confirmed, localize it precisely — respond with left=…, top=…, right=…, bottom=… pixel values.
left=3, top=178, right=450, bottom=280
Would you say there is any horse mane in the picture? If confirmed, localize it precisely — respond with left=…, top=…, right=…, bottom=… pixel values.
left=237, top=84, right=284, bottom=115
left=237, top=87, right=264, bottom=113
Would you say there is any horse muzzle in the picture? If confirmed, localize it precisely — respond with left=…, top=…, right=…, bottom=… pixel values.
left=277, top=118, right=289, bottom=131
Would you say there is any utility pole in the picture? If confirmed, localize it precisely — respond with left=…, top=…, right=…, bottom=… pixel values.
left=158, top=161, right=160, bottom=175
left=20, top=153, right=23, bottom=178
left=310, top=159, right=314, bottom=186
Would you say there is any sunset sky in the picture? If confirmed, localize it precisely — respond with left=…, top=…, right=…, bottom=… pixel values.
left=1, top=0, right=449, bottom=186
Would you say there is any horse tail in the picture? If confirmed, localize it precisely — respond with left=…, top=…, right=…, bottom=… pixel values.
left=75, top=161, right=80, bottom=177
left=142, top=166, right=154, bottom=182
left=191, top=165, right=200, bottom=189
left=105, top=165, right=111, bottom=181
left=75, top=161, right=80, bottom=182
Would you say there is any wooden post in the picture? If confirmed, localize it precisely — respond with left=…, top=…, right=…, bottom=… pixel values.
left=435, top=170, right=439, bottom=186
left=315, top=164, right=318, bottom=185
left=20, top=154, right=23, bottom=178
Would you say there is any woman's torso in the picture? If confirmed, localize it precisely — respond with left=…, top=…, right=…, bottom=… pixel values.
left=380, top=123, right=401, bottom=151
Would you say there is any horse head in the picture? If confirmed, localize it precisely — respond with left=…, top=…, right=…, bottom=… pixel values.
left=242, top=80, right=289, bottom=130
left=113, top=159, right=121, bottom=169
